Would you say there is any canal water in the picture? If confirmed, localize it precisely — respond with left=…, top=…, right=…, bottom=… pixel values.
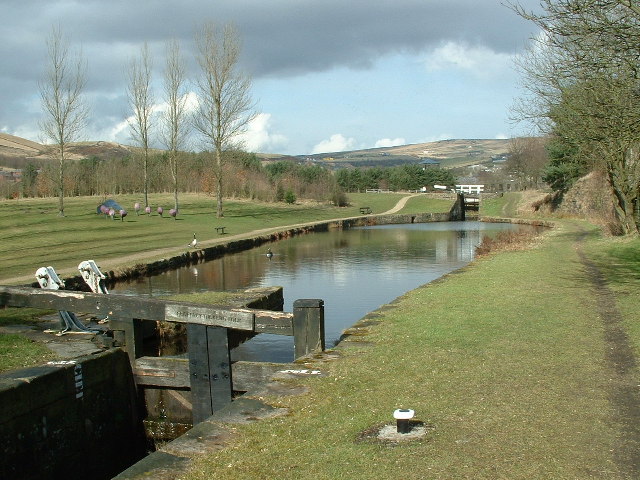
left=112, top=221, right=524, bottom=362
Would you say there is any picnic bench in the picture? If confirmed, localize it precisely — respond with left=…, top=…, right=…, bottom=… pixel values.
left=359, top=206, right=372, bottom=215
left=215, top=226, right=226, bottom=234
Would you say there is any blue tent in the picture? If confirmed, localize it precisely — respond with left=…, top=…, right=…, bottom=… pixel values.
left=97, top=199, right=124, bottom=214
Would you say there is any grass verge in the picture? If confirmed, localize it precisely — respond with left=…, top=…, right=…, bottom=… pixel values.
left=0, top=307, right=57, bottom=373
left=180, top=220, right=632, bottom=479
left=480, top=192, right=522, bottom=218
left=398, top=195, right=454, bottom=214
left=584, top=234, right=640, bottom=358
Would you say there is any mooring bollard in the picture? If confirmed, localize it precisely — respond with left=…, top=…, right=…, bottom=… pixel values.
left=293, top=299, right=325, bottom=359
left=394, top=408, right=415, bottom=434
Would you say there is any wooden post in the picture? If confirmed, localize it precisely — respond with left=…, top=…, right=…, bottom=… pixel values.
left=187, top=324, right=232, bottom=424
left=110, top=318, right=144, bottom=365
left=293, top=299, right=325, bottom=360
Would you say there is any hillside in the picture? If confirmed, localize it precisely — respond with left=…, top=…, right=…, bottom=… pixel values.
left=0, top=133, right=133, bottom=169
left=0, top=133, right=42, bottom=154
left=302, top=138, right=512, bottom=169
left=0, top=133, right=512, bottom=170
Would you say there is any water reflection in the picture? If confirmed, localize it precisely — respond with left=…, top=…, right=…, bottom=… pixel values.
left=113, top=221, right=523, bottom=362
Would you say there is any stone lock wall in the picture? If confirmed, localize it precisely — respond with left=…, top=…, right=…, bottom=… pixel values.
left=0, top=349, right=146, bottom=480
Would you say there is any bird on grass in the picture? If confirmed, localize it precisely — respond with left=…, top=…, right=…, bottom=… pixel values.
left=188, top=233, right=197, bottom=248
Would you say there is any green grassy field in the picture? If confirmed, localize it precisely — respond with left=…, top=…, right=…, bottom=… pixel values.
left=398, top=195, right=453, bottom=214
left=0, top=308, right=57, bottom=372
left=478, top=192, right=523, bottom=218
left=0, top=192, right=419, bottom=284
left=585, top=234, right=640, bottom=359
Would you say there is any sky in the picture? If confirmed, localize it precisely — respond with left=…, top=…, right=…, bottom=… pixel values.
left=0, top=0, right=542, bottom=156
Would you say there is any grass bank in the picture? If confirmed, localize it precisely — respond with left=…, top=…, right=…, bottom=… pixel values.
left=0, top=308, right=57, bottom=373
left=0, top=192, right=425, bottom=285
left=478, top=192, right=523, bottom=218
left=178, top=212, right=640, bottom=479
left=584, top=234, right=640, bottom=358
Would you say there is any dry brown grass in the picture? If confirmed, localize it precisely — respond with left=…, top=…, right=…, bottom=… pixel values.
left=475, top=229, right=541, bottom=256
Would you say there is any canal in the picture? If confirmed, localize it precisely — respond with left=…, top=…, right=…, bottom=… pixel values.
left=112, top=220, right=526, bottom=362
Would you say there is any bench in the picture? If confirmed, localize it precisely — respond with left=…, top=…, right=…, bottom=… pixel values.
left=215, top=226, right=226, bottom=234
left=359, top=207, right=371, bottom=215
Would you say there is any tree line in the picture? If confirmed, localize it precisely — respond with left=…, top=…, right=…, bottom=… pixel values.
left=12, top=152, right=320, bottom=203
left=335, top=164, right=455, bottom=193
left=6, top=153, right=458, bottom=206
left=38, top=22, right=253, bottom=218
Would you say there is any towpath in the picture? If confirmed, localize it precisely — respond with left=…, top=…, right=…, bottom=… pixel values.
left=381, top=193, right=420, bottom=214
left=114, top=216, right=640, bottom=478
left=574, top=231, right=640, bottom=476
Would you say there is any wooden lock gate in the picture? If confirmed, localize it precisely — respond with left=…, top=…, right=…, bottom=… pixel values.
left=0, top=286, right=325, bottom=424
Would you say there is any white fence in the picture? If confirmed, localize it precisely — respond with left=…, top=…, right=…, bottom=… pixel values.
left=455, top=184, right=484, bottom=194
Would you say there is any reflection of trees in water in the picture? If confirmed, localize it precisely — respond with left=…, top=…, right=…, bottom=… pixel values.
left=455, top=229, right=481, bottom=262
left=115, top=223, right=518, bottom=297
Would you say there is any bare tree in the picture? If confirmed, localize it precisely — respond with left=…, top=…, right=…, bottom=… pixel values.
left=39, top=25, right=88, bottom=217
left=127, top=43, right=154, bottom=208
left=193, top=22, right=256, bottom=218
left=510, top=0, right=640, bottom=234
left=506, top=137, right=549, bottom=188
left=160, top=39, right=189, bottom=212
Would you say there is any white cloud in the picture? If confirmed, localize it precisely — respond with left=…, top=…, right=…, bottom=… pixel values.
left=93, top=91, right=200, bottom=147
left=420, top=133, right=454, bottom=143
left=494, top=133, right=509, bottom=140
left=424, top=41, right=514, bottom=79
left=105, top=119, right=130, bottom=143
left=7, top=125, right=42, bottom=144
left=374, top=137, right=406, bottom=148
left=238, top=113, right=288, bottom=153
left=311, top=134, right=357, bottom=154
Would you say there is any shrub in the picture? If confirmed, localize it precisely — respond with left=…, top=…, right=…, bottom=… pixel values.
left=330, top=190, right=349, bottom=207
left=284, top=189, right=296, bottom=204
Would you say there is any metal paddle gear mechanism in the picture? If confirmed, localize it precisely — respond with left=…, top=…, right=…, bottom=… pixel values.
left=78, top=260, right=110, bottom=323
left=78, top=260, right=109, bottom=294
left=35, top=266, right=97, bottom=334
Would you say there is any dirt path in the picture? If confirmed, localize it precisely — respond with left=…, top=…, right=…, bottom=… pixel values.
left=382, top=193, right=420, bottom=214
left=575, top=233, right=640, bottom=476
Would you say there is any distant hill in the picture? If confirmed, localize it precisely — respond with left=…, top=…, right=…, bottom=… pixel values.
left=0, top=133, right=513, bottom=171
left=0, top=133, right=42, bottom=154
left=299, top=139, right=513, bottom=169
left=0, top=133, right=133, bottom=169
